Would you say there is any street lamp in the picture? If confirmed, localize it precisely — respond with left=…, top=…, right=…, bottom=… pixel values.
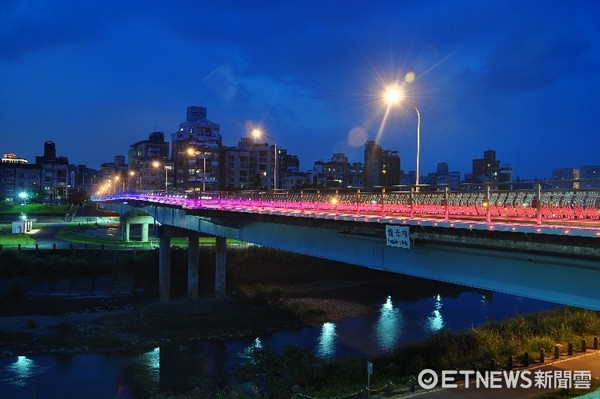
left=251, top=128, right=278, bottom=190
left=114, top=174, right=125, bottom=192
left=187, top=147, right=207, bottom=192
left=129, top=170, right=138, bottom=191
left=152, top=160, right=169, bottom=193
left=384, top=84, right=422, bottom=187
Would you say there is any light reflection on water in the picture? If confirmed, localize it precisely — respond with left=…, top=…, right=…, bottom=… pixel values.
left=425, top=294, right=445, bottom=333
left=6, top=357, right=37, bottom=387
left=316, top=322, right=337, bottom=359
left=141, top=347, right=160, bottom=383
left=374, top=295, right=403, bottom=352
left=241, top=337, right=263, bottom=360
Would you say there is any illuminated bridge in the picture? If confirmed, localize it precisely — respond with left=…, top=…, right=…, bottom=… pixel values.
left=95, top=185, right=600, bottom=310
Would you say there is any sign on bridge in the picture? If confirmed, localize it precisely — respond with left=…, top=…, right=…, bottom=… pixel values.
left=386, top=225, right=411, bottom=249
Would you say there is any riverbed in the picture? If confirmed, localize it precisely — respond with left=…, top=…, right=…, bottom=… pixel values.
left=0, top=278, right=559, bottom=399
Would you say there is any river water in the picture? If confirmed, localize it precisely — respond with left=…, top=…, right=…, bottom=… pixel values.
left=0, top=278, right=559, bottom=399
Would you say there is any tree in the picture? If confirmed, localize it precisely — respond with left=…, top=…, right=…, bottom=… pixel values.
left=68, top=190, right=89, bottom=205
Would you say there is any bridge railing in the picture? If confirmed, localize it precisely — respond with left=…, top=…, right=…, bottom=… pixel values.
left=95, top=183, right=600, bottom=225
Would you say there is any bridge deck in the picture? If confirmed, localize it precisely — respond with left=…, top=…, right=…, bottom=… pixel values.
left=96, top=190, right=600, bottom=239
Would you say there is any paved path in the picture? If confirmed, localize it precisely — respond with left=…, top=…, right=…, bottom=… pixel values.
left=381, top=350, right=600, bottom=399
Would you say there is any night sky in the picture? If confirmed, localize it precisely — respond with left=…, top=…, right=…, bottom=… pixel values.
left=1, top=0, right=599, bottom=179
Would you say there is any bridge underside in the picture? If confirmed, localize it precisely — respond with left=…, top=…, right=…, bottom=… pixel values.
left=106, top=202, right=600, bottom=310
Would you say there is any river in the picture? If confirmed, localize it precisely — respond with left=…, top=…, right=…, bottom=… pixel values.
left=0, top=278, right=559, bottom=398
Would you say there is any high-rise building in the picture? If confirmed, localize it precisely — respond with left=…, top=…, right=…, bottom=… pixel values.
left=472, top=150, right=500, bottom=185
left=73, top=164, right=98, bottom=194
left=100, top=155, right=129, bottom=193
left=579, top=165, right=600, bottom=188
left=364, top=141, right=400, bottom=187
left=437, top=162, right=449, bottom=176
left=279, top=149, right=299, bottom=174
left=171, top=106, right=222, bottom=192
left=425, top=162, right=461, bottom=189
left=551, top=168, right=579, bottom=189
left=128, top=132, right=170, bottom=192
left=0, top=153, right=40, bottom=202
left=221, top=137, right=281, bottom=190
left=35, top=141, right=69, bottom=201
left=313, top=154, right=347, bottom=188
left=498, top=163, right=513, bottom=190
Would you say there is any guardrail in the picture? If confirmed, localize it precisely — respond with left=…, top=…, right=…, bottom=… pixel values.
left=96, top=184, right=600, bottom=227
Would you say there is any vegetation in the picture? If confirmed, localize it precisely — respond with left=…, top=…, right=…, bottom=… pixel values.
left=67, top=190, right=90, bottom=205
left=535, top=382, right=600, bottom=399
left=0, top=233, right=35, bottom=246
left=55, top=224, right=148, bottom=247
left=0, top=203, right=70, bottom=215
left=390, top=307, right=600, bottom=373
left=53, top=224, right=245, bottom=248
left=231, top=307, right=600, bottom=398
left=0, top=250, right=112, bottom=282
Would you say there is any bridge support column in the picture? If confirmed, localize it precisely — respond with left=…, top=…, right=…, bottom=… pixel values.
left=122, top=222, right=131, bottom=242
left=215, top=236, right=227, bottom=299
left=141, top=223, right=149, bottom=242
left=159, top=236, right=171, bottom=302
left=187, top=235, right=200, bottom=300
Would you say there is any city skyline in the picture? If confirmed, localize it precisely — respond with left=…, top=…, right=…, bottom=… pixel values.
left=1, top=1, right=599, bottom=178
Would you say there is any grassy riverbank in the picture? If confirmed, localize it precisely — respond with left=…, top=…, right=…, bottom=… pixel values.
left=137, top=307, right=600, bottom=399
left=55, top=224, right=246, bottom=248
left=0, top=203, right=70, bottom=216
left=229, top=307, right=600, bottom=398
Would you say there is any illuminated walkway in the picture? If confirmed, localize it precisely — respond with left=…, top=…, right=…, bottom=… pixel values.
left=97, top=187, right=600, bottom=238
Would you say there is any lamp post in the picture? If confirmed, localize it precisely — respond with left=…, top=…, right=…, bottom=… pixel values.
left=129, top=170, right=137, bottom=191
left=251, top=128, right=278, bottom=190
left=384, top=85, right=422, bottom=187
left=152, top=161, right=169, bottom=193
left=187, top=147, right=207, bottom=192
left=115, top=174, right=125, bottom=192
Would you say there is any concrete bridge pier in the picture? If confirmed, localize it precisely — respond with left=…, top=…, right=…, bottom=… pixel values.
left=187, top=234, right=200, bottom=300
left=159, top=235, right=171, bottom=302
left=215, top=236, right=227, bottom=299
left=141, top=223, right=149, bottom=242
left=157, top=226, right=227, bottom=301
left=120, top=212, right=156, bottom=242
left=122, top=222, right=130, bottom=242
left=123, top=221, right=151, bottom=242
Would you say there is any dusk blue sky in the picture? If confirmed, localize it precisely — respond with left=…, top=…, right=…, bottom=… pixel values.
left=1, top=0, right=599, bottom=179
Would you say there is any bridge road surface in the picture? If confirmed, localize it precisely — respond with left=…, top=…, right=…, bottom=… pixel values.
left=383, top=350, right=600, bottom=399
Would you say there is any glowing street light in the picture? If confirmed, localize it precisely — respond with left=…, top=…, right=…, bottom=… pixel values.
left=18, top=191, right=28, bottom=204
left=114, top=174, right=125, bottom=192
left=251, top=128, right=278, bottom=190
left=152, top=161, right=169, bottom=193
left=187, top=147, right=207, bottom=192
left=128, top=170, right=139, bottom=191
left=384, top=84, right=422, bottom=187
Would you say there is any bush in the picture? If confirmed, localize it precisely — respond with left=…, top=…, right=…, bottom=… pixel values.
left=56, top=320, right=75, bottom=343
left=252, top=285, right=282, bottom=306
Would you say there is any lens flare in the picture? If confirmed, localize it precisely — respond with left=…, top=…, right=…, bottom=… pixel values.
left=348, top=126, right=368, bottom=147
